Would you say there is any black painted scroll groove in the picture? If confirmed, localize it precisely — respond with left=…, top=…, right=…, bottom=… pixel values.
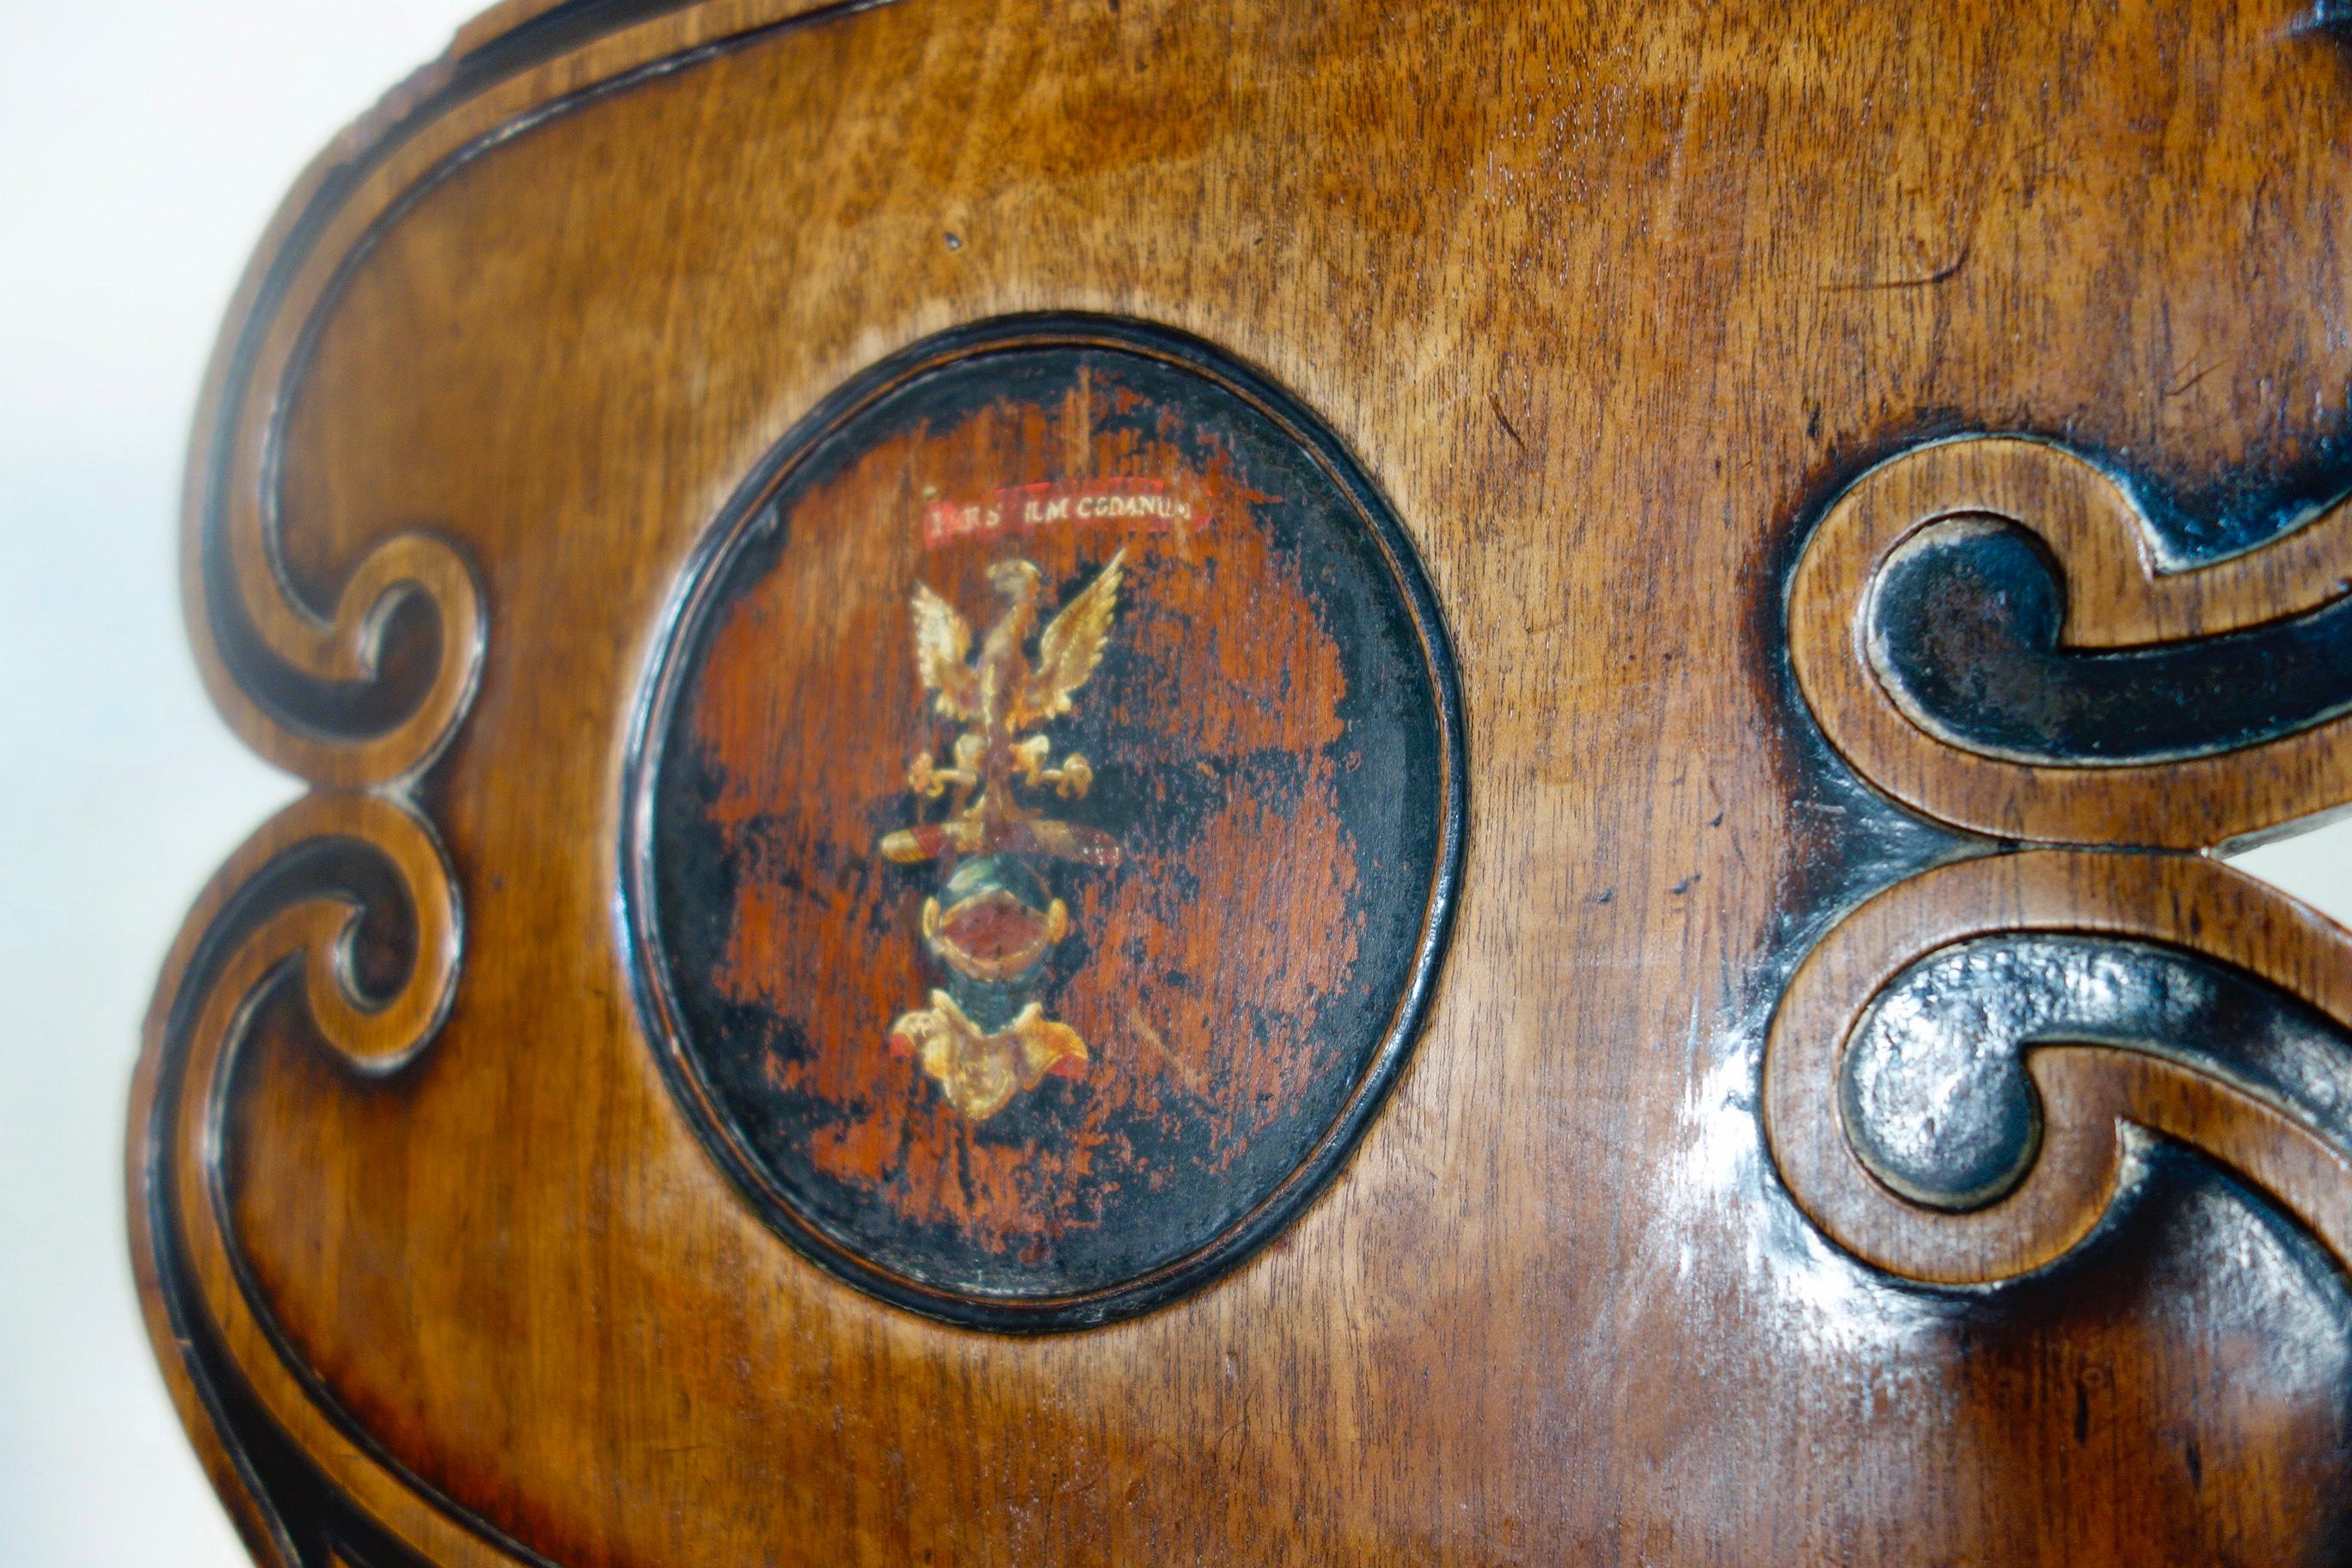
left=1841, top=933, right=2352, bottom=1211
left=1867, top=517, right=2352, bottom=767
left=145, top=836, right=483, bottom=1568
left=195, top=0, right=894, bottom=745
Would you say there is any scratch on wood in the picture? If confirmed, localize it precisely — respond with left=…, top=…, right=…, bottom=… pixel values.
left=2166, top=361, right=2215, bottom=398
left=1130, top=1010, right=1206, bottom=1094
left=1489, top=392, right=1529, bottom=455
left=1821, top=241, right=1972, bottom=293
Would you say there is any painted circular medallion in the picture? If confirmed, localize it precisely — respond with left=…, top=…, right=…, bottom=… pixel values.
left=626, top=317, right=1461, bottom=1329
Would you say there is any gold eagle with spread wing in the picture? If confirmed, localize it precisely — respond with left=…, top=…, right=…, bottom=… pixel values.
left=880, top=550, right=1127, bottom=866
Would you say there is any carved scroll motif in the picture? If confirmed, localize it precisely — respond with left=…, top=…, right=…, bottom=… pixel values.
left=1765, top=851, right=2352, bottom=1285
left=140, top=465, right=506, bottom=1566
left=132, top=797, right=523, bottom=1566
left=1787, top=435, right=2352, bottom=848
left=143, top=140, right=496, bottom=1551
left=132, top=6, right=883, bottom=1563
left=1771, top=435, right=2352, bottom=1289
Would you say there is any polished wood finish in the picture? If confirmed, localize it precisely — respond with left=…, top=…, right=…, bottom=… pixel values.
left=1790, top=436, right=2352, bottom=845
left=133, top=2, right=2352, bottom=1563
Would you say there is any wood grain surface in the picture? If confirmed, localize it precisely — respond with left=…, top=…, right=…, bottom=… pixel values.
left=130, top=1, right=2352, bottom=1563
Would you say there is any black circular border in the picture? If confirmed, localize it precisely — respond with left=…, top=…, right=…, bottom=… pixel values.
left=620, top=314, right=1466, bottom=1332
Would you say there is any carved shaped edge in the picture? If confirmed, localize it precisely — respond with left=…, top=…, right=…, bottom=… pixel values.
left=1788, top=435, right=2352, bottom=848
left=1763, top=849, right=2352, bottom=1287
left=1775, top=429, right=2352, bottom=1299
left=126, top=799, right=529, bottom=1568
left=175, top=0, right=882, bottom=787
left=128, top=3, right=889, bottom=1564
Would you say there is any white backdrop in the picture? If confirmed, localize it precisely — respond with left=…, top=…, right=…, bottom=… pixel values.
left=5, top=4, right=2352, bottom=1565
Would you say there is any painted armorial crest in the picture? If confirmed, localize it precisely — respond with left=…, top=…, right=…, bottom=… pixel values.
left=130, top=0, right=2352, bottom=1563
left=625, top=318, right=1461, bottom=1327
left=881, top=548, right=1125, bottom=1121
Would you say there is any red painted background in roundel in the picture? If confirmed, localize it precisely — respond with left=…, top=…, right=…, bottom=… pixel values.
left=637, top=326, right=1455, bottom=1323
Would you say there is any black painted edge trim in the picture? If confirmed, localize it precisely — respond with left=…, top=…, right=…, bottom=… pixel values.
left=195, top=0, right=898, bottom=742
left=617, top=312, right=1469, bottom=1334
left=141, top=839, right=546, bottom=1568
left=149, top=3, right=896, bottom=1558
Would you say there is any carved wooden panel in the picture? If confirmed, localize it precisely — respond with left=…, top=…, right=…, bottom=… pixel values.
left=132, top=1, right=2352, bottom=1563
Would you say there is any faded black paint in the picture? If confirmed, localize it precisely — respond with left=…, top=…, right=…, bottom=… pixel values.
left=624, top=318, right=1464, bottom=1331
left=1842, top=933, right=2352, bottom=1210
left=1871, top=519, right=2352, bottom=765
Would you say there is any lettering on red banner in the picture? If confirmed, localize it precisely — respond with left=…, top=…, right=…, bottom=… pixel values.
left=922, top=478, right=1210, bottom=550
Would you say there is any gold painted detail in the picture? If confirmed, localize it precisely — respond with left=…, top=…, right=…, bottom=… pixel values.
left=877, top=549, right=1130, bottom=1118
left=888, top=991, right=1090, bottom=1122
left=879, top=549, right=1126, bottom=867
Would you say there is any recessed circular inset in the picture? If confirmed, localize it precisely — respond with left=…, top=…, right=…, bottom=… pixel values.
left=624, top=315, right=1461, bottom=1330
